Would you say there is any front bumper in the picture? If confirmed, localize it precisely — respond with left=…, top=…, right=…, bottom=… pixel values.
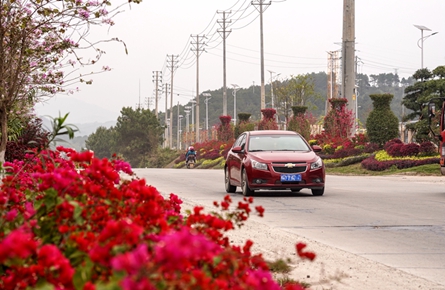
left=247, top=168, right=325, bottom=190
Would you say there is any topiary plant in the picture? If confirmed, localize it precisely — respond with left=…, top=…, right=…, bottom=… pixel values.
left=234, top=113, right=254, bottom=138
left=287, top=106, right=310, bottom=140
left=366, top=94, right=399, bottom=146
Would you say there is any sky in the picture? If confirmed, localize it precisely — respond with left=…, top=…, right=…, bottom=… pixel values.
left=34, top=0, right=445, bottom=124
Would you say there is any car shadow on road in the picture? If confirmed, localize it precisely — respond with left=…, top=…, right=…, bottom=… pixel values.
left=233, top=190, right=315, bottom=197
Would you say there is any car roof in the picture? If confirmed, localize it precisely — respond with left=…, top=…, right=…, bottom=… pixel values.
left=247, top=130, right=299, bottom=136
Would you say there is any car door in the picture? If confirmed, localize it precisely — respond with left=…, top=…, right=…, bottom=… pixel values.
left=228, top=133, right=246, bottom=185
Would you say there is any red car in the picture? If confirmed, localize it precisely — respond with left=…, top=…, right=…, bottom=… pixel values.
left=225, top=130, right=325, bottom=196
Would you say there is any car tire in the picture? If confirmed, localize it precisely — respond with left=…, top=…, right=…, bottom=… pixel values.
left=242, top=168, right=254, bottom=196
left=311, top=187, right=324, bottom=196
left=225, top=167, right=236, bottom=193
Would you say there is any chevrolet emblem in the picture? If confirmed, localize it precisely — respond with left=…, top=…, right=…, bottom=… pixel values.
left=285, top=163, right=295, bottom=168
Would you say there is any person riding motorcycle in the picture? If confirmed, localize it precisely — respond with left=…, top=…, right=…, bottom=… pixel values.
left=185, top=146, right=196, bottom=164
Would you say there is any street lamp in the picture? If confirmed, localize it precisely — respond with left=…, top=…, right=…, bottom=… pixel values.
left=184, top=108, right=191, bottom=147
left=165, top=118, right=170, bottom=149
left=189, top=100, right=196, bottom=132
left=232, top=84, right=240, bottom=123
left=414, top=25, right=438, bottom=69
left=203, top=93, right=211, bottom=140
left=177, top=114, right=183, bottom=150
left=184, top=108, right=191, bottom=132
left=268, top=70, right=280, bottom=109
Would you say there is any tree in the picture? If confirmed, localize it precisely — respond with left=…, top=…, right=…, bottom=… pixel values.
left=113, top=107, right=164, bottom=167
left=366, top=94, right=399, bottom=146
left=0, top=0, right=141, bottom=163
left=85, top=126, right=116, bottom=159
left=402, top=66, right=445, bottom=142
left=275, top=74, right=320, bottom=123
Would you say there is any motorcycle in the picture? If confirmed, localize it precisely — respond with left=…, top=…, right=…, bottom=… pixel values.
left=186, top=155, right=196, bottom=169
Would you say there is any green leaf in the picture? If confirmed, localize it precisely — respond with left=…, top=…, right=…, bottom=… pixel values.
left=73, top=257, right=94, bottom=290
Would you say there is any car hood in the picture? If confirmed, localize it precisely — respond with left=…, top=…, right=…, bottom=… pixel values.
left=249, top=150, right=319, bottom=163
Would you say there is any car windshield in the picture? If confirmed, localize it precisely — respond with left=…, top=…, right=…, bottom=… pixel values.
left=248, top=135, right=311, bottom=151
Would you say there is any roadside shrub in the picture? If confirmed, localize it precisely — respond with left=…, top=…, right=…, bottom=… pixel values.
left=366, top=94, right=399, bottom=146
left=419, top=141, right=437, bottom=156
left=331, top=147, right=362, bottom=159
left=400, top=143, right=420, bottom=157
left=202, top=149, right=221, bottom=160
left=364, top=142, right=380, bottom=153
left=5, top=117, right=50, bottom=162
left=325, top=154, right=371, bottom=168
left=217, top=115, right=234, bottom=141
left=383, top=138, right=403, bottom=151
left=361, top=155, right=439, bottom=171
left=386, top=143, right=404, bottom=157
left=258, top=108, right=278, bottom=130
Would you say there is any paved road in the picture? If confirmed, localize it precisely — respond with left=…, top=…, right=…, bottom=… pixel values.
left=133, top=168, right=445, bottom=287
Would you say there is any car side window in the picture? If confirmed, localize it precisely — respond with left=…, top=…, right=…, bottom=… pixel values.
left=233, top=134, right=245, bottom=148
left=239, top=135, right=246, bottom=150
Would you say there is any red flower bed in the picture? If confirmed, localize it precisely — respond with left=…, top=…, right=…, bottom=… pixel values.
left=361, top=155, right=439, bottom=171
left=0, top=147, right=312, bottom=289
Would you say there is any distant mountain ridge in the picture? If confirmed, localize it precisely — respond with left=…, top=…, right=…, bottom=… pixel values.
left=34, top=96, right=120, bottom=125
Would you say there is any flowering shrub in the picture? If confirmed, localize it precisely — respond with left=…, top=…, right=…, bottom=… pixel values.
left=175, top=139, right=235, bottom=165
left=383, top=138, right=403, bottom=151
left=364, top=142, right=380, bottom=153
left=419, top=141, right=437, bottom=156
left=323, top=98, right=354, bottom=139
left=383, top=139, right=435, bottom=158
left=217, top=115, right=234, bottom=141
left=287, top=111, right=315, bottom=140
left=386, top=143, right=404, bottom=157
left=258, top=108, right=278, bottom=130
left=400, top=143, right=420, bottom=157
left=0, top=147, right=314, bottom=289
left=202, top=149, right=221, bottom=160
left=361, top=155, right=439, bottom=171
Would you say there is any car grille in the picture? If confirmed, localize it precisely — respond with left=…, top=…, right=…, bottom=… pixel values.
left=272, top=163, right=307, bottom=173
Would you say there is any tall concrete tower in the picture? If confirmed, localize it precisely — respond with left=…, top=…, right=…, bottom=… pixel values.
left=341, top=0, right=356, bottom=131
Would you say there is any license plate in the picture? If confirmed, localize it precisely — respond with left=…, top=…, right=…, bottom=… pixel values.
left=280, top=174, right=301, bottom=182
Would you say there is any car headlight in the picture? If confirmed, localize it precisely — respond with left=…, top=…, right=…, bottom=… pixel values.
left=252, top=160, right=268, bottom=170
left=310, top=157, right=323, bottom=170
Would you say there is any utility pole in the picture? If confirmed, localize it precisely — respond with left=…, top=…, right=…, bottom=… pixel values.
left=152, top=71, right=162, bottom=118
left=164, top=83, right=170, bottom=148
left=341, top=0, right=356, bottom=136
left=232, top=84, right=240, bottom=124
left=190, top=34, right=206, bottom=143
left=217, top=11, right=231, bottom=116
left=252, top=0, right=271, bottom=110
left=166, top=54, right=178, bottom=149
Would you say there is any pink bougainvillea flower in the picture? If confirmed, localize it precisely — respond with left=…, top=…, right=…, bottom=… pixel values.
left=111, top=244, right=149, bottom=275
left=0, top=228, right=38, bottom=262
left=5, top=208, right=18, bottom=221
left=296, top=242, right=316, bottom=261
left=24, top=202, right=36, bottom=219
left=154, top=227, right=222, bottom=270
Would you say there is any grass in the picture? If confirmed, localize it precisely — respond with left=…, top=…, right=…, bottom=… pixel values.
left=326, top=163, right=442, bottom=176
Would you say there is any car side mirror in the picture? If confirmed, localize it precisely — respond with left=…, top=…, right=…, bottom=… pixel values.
left=231, top=146, right=243, bottom=153
left=312, top=145, right=322, bottom=153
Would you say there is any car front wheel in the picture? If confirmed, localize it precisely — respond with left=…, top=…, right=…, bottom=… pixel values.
left=225, top=167, right=236, bottom=193
left=311, top=187, right=324, bottom=196
left=242, top=168, right=254, bottom=196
